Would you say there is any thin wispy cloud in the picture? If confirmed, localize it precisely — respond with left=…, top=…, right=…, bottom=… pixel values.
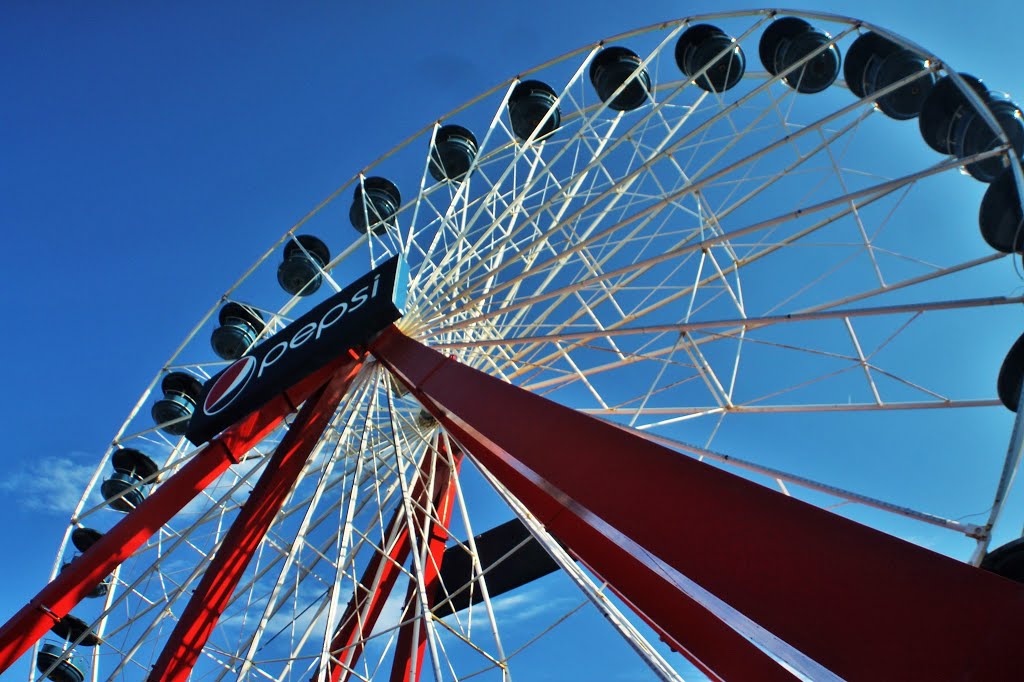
left=455, top=584, right=579, bottom=627
left=0, top=453, right=97, bottom=514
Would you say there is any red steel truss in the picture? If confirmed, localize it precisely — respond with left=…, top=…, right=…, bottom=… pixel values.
left=319, top=438, right=461, bottom=682
left=369, top=325, right=1024, bottom=681
left=9, top=319, right=1024, bottom=681
left=388, top=440, right=462, bottom=682
left=0, top=352, right=361, bottom=675
left=149, top=359, right=364, bottom=680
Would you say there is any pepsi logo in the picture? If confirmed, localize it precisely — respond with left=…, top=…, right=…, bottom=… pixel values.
left=186, top=255, right=408, bottom=445
left=203, top=356, right=257, bottom=416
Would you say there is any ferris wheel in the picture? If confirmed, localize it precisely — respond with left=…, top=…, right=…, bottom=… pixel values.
left=5, top=8, right=1024, bottom=681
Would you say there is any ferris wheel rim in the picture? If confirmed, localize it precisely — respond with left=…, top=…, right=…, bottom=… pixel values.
left=28, top=8, right=1024, bottom=682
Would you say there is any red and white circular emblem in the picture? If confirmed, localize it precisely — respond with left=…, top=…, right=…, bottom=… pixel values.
left=203, top=356, right=257, bottom=416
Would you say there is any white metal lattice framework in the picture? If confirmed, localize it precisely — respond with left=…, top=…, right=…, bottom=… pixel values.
left=31, top=9, right=1024, bottom=682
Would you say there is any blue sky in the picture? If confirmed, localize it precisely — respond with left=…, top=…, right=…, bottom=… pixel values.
left=3, top=1, right=1024, bottom=679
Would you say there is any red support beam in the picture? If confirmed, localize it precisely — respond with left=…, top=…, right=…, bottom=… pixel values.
left=370, top=326, right=1024, bottom=681
left=320, top=441, right=458, bottom=682
left=321, top=500, right=412, bottom=682
left=149, top=359, right=364, bottom=681
left=389, top=443, right=462, bottom=682
left=0, top=353, right=361, bottom=676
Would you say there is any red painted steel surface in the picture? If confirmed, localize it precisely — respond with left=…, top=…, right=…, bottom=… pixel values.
left=370, top=326, right=1024, bottom=681
left=322, top=503, right=411, bottom=682
left=388, top=443, right=461, bottom=682
left=321, top=441, right=460, bottom=682
left=0, top=353, right=357, bottom=675
left=150, top=359, right=363, bottom=681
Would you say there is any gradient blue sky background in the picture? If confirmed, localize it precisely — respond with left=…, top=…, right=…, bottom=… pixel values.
left=2, top=1, right=1024, bottom=678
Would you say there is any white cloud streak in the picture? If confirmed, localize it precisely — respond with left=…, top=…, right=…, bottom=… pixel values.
left=0, top=453, right=98, bottom=514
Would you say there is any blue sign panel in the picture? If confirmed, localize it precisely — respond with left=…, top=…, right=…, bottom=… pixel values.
left=185, top=255, right=408, bottom=444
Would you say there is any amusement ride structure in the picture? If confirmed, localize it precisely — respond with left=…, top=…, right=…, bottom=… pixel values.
left=4, top=8, right=1024, bottom=681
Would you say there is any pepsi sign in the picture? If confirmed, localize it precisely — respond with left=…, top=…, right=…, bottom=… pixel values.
left=186, top=255, right=409, bottom=444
